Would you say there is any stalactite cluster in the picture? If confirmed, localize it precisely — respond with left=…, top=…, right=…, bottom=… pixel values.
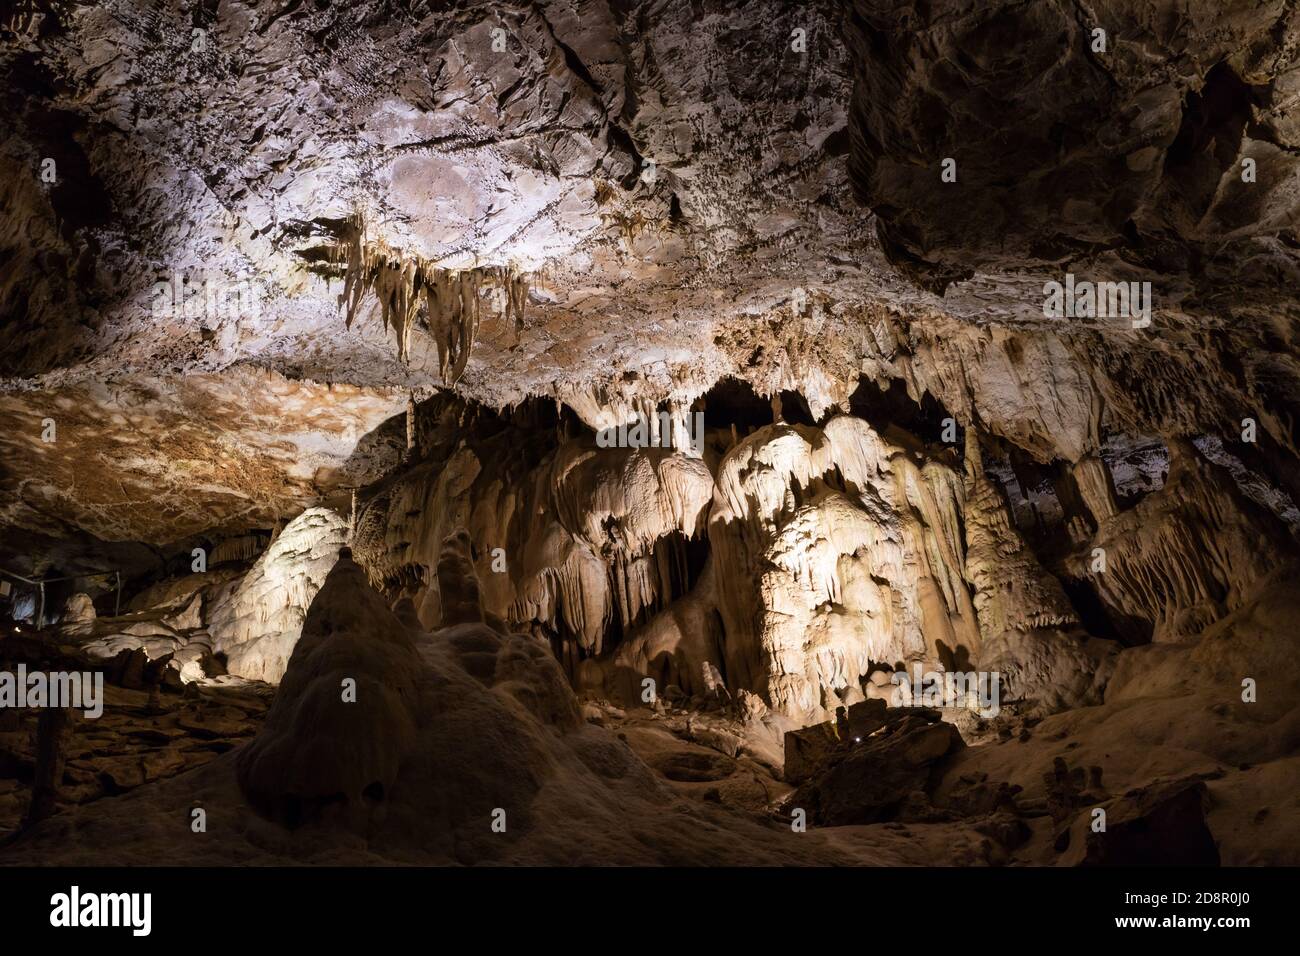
left=331, top=216, right=527, bottom=384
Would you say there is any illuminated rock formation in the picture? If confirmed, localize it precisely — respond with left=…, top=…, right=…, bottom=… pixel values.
left=709, top=416, right=978, bottom=721
left=329, top=215, right=529, bottom=380
left=207, top=507, right=349, bottom=683
left=2, top=0, right=1299, bottom=872
left=1066, top=438, right=1291, bottom=643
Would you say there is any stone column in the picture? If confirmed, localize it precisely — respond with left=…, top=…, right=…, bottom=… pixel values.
left=25, top=706, right=73, bottom=827
left=1073, top=454, right=1119, bottom=524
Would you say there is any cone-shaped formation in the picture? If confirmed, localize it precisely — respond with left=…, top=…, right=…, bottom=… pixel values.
left=436, top=529, right=485, bottom=627
left=235, top=549, right=423, bottom=830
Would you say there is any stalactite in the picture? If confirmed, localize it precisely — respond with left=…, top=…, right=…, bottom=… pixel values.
left=405, top=394, right=415, bottom=454
left=330, top=216, right=528, bottom=385
left=504, top=267, right=528, bottom=331
left=210, top=533, right=267, bottom=566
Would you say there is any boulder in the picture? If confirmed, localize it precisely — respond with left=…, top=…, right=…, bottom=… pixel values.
left=787, top=713, right=965, bottom=825
left=847, top=698, right=888, bottom=739
left=783, top=721, right=839, bottom=785
left=1075, top=778, right=1220, bottom=866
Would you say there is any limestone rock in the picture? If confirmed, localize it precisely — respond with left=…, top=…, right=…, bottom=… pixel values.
left=787, top=712, right=965, bottom=825
left=236, top=552, right=424, bottom=830
left=1067, top=440, right=1291, bottom=643
left=1067, top=778, right=1221, bottom=867
left=844, top=0, right=1300, bottom=293
left=710, top=417, right=978, bottom=721
left=208, top=507, right=349, bottom=684
left=1, top=0, right=1299, bottom=873
left=962, top=430, right=1118, bottom=712
left=59, top=593, right=96, bottom=637
left=61, top=593, right=95, bottom=625
left=783, top=722, right=840, bottom=786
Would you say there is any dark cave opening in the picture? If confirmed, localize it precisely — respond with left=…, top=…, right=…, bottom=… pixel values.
left=1164, top=61, right=1270, bottom=220
left=849, top=375, right=958, bottom=449
left=776, top=389, right=817, bottom=425
left=700, top=376, right=777, bottom=432
left=1060, top=576, right=1148, bottom=646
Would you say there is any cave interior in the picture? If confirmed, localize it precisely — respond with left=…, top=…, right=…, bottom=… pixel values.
left=1, top=0, right=1299, bottom=869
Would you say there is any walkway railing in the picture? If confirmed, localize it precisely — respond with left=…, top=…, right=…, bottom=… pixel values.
left=0, top=566, right=122, bottom=628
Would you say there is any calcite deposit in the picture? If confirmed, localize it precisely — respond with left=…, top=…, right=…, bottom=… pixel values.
left=1, top=0, right=1298, bottom=872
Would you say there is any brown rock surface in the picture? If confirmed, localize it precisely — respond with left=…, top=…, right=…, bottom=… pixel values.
left=1, top=0, right=1298, bottom=869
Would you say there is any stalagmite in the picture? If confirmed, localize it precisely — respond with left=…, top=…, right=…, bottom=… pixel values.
left=961, top=428, right=1080, bottom=637
left=1073, top=454, right=1119, bottom=524
left=406, top=393, right=416, bottom=454
left=24, top=707, right=73, bottom=828
left=960, top=428, right=1116, bottom=712
left=207, top=508, right=350, bottom=683
left=437, top=530, right=485, bottom=627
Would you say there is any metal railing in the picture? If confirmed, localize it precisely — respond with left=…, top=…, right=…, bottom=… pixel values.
left=0, top=566, right=122, bottom=628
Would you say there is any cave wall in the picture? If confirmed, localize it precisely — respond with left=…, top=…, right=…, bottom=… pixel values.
left=5, top=0, right=1299, bottom=735
left=341, top=376, right=1296, bottom=725
left=843, top=0, right=1300, bottom=288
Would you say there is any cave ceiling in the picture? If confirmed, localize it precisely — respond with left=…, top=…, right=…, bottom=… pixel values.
left=2, top=0, right=1299, bottom=573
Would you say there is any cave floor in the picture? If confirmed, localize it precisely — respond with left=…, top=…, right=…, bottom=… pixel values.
left=2, top=571, right=1297, bottom=866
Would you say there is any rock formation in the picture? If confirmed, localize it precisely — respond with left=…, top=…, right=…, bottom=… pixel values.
left=207, top=507, right=349, bottom=683
left=1, top=0, right=1299, bottom=872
